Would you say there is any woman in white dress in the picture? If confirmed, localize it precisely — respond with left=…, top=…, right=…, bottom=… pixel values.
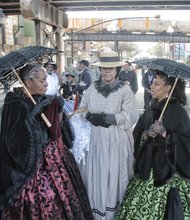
left=79, top=52, right=139, bottom=220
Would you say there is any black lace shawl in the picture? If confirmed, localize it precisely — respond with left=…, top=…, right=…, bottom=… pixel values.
left=94, top=78, right=125, bottom=97
left=0, top=89, right=50, bottom=210
left=133, top=98, right=190, bottom=186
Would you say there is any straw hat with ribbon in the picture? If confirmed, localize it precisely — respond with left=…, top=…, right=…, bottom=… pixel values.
left=93, top=51, right=125, bottom=68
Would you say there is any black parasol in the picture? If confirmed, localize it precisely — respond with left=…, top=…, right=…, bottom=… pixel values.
left=133, top=58, right=190, bottom=82
left=0, top=46, right=57, bottom=127
left=0, top=46, right=57, bottom=88
left=133, top=58, right=190, bottom=120
left=132, top=58, right=156, bottom=69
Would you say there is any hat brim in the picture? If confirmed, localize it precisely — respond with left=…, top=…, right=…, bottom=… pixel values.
left=65, top=74, right=75, bottom=77
left=93, top=61, right=125, bottom=68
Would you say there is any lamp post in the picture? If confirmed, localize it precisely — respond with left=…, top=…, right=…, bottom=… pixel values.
left=70, top=28, right=74, bottom=64
left=177, top=43, right=181, bottom=61
left=90, top=41, right=94, bottom=62
left=0, top=9, right=6, bottom=54
left=62, top=32, right=69, bottom=66
left=167, top=25, right=175, bottom=60
left=77, top=50, right=81, bottom=61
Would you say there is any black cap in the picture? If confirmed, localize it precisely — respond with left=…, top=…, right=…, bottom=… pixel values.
left=125, top=61, right=131, bottom=66
left=44, top=60, right=57, bottom=69
left=78, top=60, right=89, bottom=67
left=65, top=72, right=75, bottom=78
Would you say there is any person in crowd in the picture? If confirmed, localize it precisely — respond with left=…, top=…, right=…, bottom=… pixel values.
left=73, top=59, right=91, bottom=97
left=79, top=52, right=139, bottom=220
left=0, top=64, right=94, bottom=219
left=117, top=70, right=190, bottom=220
left=89, top=63, right=101, bottom=83
left=141, top=67, right=155, bottom=109
left=118, top=71, right=131, bottom=86
left=186, top=55, right=190, bottom=66
left=44, top=60, right=62, bottom=96
left=119, top=61, right=138, bottom=94
left=59, top=72, right=76, bottom=100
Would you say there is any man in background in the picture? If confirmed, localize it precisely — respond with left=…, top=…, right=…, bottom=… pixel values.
left=59, top=72, right=76, bottom=100
left=73, top=59, right=91, bottom=98
left=141, top=67, right=155, bottom=109
left=44, top=61, right=62, bottom=96
left=89, top=63, right=101, bottom=83
left=119, top=61, right=138, bottom=94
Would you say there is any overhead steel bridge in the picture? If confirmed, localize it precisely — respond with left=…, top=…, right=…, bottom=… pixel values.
left=69, top=32, right=190, bottom=43
left=1, top=0, right=190, bottom=16
left=1, top=0, right=190, bottom=68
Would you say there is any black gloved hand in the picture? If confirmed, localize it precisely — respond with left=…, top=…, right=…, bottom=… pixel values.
left=31, top=99, right=52, bottom=117
left=56, top=96, right=64, bottom=113
left=85, top=112, right=110, bottom=128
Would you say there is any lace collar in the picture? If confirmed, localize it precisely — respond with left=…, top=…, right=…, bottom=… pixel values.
left=94, top=79, right=125, bottom=97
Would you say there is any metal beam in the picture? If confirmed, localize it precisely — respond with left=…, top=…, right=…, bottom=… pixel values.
left=0, top=0, right=68, bottom=28
left=49, top=0, right=190, bottom=11
left=67, top=32, right=190, bottom=43
left=51, top=0, right=164, bottom=1
left=1, top=0, right=190, bottom=14
left=20, top=0, right=68, bottom=28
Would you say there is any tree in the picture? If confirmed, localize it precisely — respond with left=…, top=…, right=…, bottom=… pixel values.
left=118, top=42, right=140, bottom=60
left=105, top=41, right=140, bottom=60
left=149, top=43, right=165, bottom=57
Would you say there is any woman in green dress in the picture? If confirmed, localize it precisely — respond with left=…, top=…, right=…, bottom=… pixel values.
left=117, top=70, right=190, bottom=220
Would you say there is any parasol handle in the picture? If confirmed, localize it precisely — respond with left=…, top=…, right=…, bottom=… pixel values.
left=158, top=77, right=179, bottom=122
left=68, top=108, right=88, bottom=119
left=13, top=69, right=52, bottom=127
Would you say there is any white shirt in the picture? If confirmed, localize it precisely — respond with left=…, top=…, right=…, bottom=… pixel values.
left=45, top=72, right=59, bottom=96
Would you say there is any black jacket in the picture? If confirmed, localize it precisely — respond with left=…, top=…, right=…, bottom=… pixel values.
left=0, top=91, right=50, bottom=210
left=119, top=70, right=138, bottom=94
left=73, top=69, right=91, bottom=95
left=134, top=99, right=190, bottom=186
left=59, top=82, right=76, bottom=99
left=141, top=69, right=155, bottom=90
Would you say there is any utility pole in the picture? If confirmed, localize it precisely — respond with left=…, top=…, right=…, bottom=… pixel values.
left=0, top=9, right=6, bottom=54
left=71, top=28, right=74, bottom=64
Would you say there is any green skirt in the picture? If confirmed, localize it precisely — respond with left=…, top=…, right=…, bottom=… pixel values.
left=116, top=172, right=190, bottom=220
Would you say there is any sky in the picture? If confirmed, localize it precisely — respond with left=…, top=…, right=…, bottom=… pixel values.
left=67, top=10, right=190, bottom=21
